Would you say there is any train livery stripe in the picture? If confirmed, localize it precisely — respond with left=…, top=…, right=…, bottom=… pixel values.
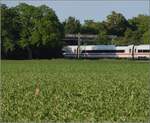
left=65, top=53, right=150, bottom=55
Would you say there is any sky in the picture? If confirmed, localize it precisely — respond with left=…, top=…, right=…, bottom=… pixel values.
left=1, top=0, right=150, bottom=23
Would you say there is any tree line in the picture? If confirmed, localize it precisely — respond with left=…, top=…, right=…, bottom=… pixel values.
left=1, top=3, right=150, bottom=59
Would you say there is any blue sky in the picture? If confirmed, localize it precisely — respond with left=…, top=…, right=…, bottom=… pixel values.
left=1, top=0, right=149, bottom=23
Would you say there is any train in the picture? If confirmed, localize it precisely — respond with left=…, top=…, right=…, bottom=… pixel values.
left=62, top=44, right=150, bottom=59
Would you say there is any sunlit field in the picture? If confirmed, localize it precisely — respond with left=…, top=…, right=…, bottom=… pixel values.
left=1, top=59, right=150, bottom=122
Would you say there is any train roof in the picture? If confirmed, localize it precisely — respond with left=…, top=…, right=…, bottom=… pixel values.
left=65, top=44, right=150, bottom=50
left=135, top=44, right=150, bottom=49
left=66, top=45, right=130, bottom=50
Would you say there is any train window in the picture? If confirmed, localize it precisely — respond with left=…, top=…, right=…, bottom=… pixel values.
left=116, top=50, right=125, bottom=53
left=82, top=50, right=86, bottom=53
left=129, top=49, right=131, bottom=53
left=81, top=50, right=125, bottom=53
left=138, top=50, right=142, bottom=52
left=143, top=50, right=150, bottom=53
left=138, top=50, right=150, bottom=53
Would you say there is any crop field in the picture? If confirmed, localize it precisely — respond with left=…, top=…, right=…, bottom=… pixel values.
left=1, top=59, right=150, bottom=122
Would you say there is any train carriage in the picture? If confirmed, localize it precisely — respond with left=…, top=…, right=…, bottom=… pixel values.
left=134, top=45, right=150, bottom=59
left=62, top=44, right=150, bottom=59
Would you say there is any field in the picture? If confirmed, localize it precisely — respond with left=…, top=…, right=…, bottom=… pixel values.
left=1, top=59, right=150, bottom=122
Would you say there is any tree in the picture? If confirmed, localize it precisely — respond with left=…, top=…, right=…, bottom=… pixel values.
left=31, top=5, right=64, bottom=58
left=1, top=4, right=21, bottom=58
left=81, top=20, right=99, bottom=34
left=128, top=15, right=150, bottom=34
left=15, top=3, right=38, bottom=59
left=111, top=37, right=124, bottom=45
left=63, top=16, right=81, bottom=34
left=123, top=28, right=142, bottom=45
left=32, top=5, right=64, bottom=48
left=96, top=31, right=110, bottom=44
left=15, top=3, right=63, bottom=59
left=142, top=30, right=150, bottom=44
left=105, top=11, right=129, bottom=36
left=80, top=20, right=109, bottom=44
left=80, top=20, right=107, bottom=34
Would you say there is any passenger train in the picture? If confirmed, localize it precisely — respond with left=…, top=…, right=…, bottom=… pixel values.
left=62, top=44, right=150, bottom=59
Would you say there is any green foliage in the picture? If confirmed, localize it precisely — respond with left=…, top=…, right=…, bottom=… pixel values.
left=1, top=3, right=150, bottom=59
left=16, top=3, right=36, bottom=47
left=129, top=15, right=150, bottom=33
left=123, top=28, right=142, bottom=45
left=15, top=3, right=63, bottom=59
left=81, top=20, right=99, bottom=34
left=1, top=3, right=64, bottom=59
left=64, top=16, right=81, bottom=34
left=111, top=37, right=124, bottom=45
left=1, top=60, right=150, bottom=122
left=1, top=4, right=21, bottom=54
left=2, top=38, right=15, bottom=53
left=96, top=31, right=110, bottom=44
left=105, top=11, right=129, bottom=36
left=142, top=30, right=150, bottom=44
left=81, top=20, right=107, bottom=35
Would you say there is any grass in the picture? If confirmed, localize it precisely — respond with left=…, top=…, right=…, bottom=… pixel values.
left=1, top=59, right=150, bottom=122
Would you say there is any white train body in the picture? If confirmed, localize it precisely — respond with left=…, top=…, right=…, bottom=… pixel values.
left=134, top=45, right=150, bottom=59
left=62, top=44, right=150, bottom=59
